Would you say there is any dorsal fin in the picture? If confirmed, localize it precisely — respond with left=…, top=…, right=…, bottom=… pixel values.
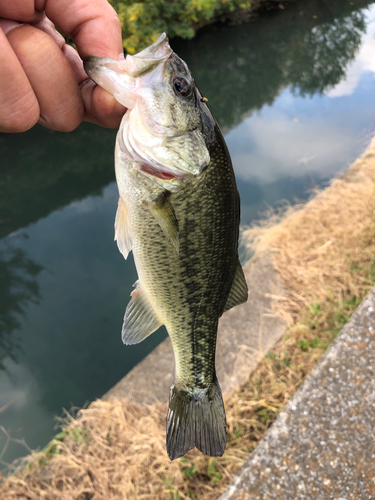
left=223, top=260, right=248, bottom=313
left=114, top=197, right=132, bottom=260
left=122, top=281, right=162, bottom=345
left=149, top=194, right=179, bottom=254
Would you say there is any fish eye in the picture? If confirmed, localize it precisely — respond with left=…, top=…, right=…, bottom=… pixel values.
left=173, top=76, right=192, bottom=98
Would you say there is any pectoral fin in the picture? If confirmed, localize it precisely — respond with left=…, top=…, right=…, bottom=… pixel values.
left=122, top=281, right=162, bottom=345
left=223, top=260, right=248, bottom=313
left=149, top=194, right=179, bottom=253
left=115, top=197, right=132, bottom=260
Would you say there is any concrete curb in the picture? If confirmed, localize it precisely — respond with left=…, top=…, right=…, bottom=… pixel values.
left=103, top=252, right=288, bottom=405
left=219, top=286, right=375, bottom=500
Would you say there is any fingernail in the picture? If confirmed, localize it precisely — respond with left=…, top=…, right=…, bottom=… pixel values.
left=0, top=19, right=23, bottom=35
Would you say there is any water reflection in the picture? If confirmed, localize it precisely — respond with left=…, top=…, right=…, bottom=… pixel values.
left=0, top=245, right=42, bottom=369
left=173, top=0, right=372, bottom=131
left=0, top=184, right=168, bottom=466
left=228, top=94, right=365, bottom=186
left=0, top=124, right=117, bottom=239
left=327, top=8, right=375, bottom=96
left=287, top=11, right=366, bottom=97
left=0, top=360, right=55, bottom=466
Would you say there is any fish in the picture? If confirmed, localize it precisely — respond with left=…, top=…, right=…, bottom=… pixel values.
left=84, top=33, right=248, bottom=460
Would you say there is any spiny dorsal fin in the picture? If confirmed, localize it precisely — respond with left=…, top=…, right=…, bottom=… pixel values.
left=149, top=194, right=179, bottom=254
left=122, top=281, right=162, bottom=345
left=223, top=260, right=248, bottom=313
left=115, top=197, right=132, bottom=260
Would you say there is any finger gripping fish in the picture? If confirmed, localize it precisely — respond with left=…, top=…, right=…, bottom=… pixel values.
left=84, top=34, right=248, bottom=460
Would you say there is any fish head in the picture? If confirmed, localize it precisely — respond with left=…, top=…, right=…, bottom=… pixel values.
left=84, top=34, right=210, bottom=193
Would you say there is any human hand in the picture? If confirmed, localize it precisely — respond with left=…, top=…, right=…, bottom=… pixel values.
left=0, top=0, right=126, bottom=133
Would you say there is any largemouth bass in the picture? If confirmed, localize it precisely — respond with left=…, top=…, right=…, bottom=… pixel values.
left=84, top=34, right=248, bottom=460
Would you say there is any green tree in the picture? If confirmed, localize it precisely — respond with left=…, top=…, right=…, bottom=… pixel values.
left=108, top=0, right=252, bottom=53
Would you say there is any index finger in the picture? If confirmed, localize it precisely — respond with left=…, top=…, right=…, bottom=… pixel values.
left=0, top=0, right=123, bottom=59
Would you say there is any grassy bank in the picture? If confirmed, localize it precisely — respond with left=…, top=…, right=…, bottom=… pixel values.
left=2, top=140, right=375, bottom=498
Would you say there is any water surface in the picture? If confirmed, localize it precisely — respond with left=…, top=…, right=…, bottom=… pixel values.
left=1, top=0, right=375, bottom=467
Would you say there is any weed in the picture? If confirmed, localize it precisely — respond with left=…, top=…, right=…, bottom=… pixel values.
left=265, top=352, right=276, bottom=360
left=68, top=427, right=90, bottom=445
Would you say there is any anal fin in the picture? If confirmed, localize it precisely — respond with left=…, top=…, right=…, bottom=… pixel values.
left=223, top=259, right=248, bottom=313
left=115, top=197, right=132, bottom=260
left=149, top=194, right=179, bottom=254
left=122, top=281, right=162, bottom=345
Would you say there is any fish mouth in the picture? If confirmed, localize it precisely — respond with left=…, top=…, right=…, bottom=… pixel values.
left=83, top=33, right=173, bottom=110
left=139, top=163, right=187, bottom=181
left=124, top=33, right=173, bottom=77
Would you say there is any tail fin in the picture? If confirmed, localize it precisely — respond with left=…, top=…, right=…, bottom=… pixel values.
left=166, top=380, right=226, bottom=460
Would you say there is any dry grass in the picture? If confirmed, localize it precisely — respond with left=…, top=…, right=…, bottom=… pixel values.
left=2, top=138, right=375, bottom=499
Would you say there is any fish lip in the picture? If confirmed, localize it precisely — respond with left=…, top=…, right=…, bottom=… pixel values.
left=83, top=57, right=130, bottom=84
left=83, top=34, right=173, bottom=109
left=135, top=33, right=171, bottom=59
left=83, top=33, right=172, bottom=81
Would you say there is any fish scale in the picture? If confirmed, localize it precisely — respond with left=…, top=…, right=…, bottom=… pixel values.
left=133, top=129, right=238, bottom=389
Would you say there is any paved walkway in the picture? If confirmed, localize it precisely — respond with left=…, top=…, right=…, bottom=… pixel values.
left=219, top=286, right=375, bottom=500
